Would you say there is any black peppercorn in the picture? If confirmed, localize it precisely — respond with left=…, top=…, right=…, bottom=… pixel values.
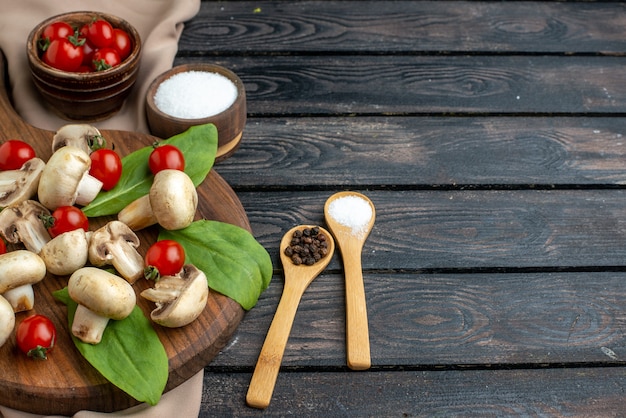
left=284, top=226, right=330, bottom=265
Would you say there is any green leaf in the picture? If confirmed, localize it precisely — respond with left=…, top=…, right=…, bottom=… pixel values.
left=82, top=124, right=218, bottom=217
left=160, top=220, right=273, bottom=310
left=53, top=287, right=169, bottom=406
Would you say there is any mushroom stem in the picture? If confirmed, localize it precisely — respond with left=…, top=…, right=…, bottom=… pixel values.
left=72, top=304, right=111, bottom=345
left=0, top=295, right=14, bottom=348
left=88, top=221, right=144, bottom=283
left=117, top=195, right=157, bottom=231
left=3, top=284, right=35, bottom=312
left=106, top=236, right=145, bottom=282
left=0, top=200, right=52, bottom=253
left=75, top=173, right=105, bottom=207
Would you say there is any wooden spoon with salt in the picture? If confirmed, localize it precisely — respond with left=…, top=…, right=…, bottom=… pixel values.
left=324, top=191, right=376, bottom=371
left=246, top=225, right=335, bottom=410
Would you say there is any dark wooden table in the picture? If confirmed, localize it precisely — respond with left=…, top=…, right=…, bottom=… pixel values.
left=179, top=1, right=626, bottom=416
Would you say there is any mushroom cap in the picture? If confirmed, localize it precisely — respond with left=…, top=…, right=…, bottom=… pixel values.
left=0, top=250, right=46, bottom=293
left=88, top=220, right=140, bottom=264
left=0, top=158, right=45, bottom=208
left=88, top=220, right=144, bottom=283
left=141, top=264, right=209, bottom=328
left=38, top=146, right=92, bottom=210
left=52, top=124, right=103, bottom=155
left=68, top=267, right=136, bottom=320
left=0, top=199, right=52, bottom=253
left=0, top=295, right=15, bottom=348
left=149, top=169, right=198, bottom=230
left=40, top=229, right=90, bottom=276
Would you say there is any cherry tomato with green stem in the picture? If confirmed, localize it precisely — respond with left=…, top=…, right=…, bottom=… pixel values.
left=92, top=47, right=120, bottom=71
left=44, top=206, right=89, bottom=238
left=89, top=148, right=122, bottom=190
left=0, top=140, right=36, bottom=171
left=16, top=314, right=57, bottom=360
left=43, top=38, right=84, bottom=72
left=144, top=239, right=186, bottom=280
left=148, top=144, right=185, bottom=175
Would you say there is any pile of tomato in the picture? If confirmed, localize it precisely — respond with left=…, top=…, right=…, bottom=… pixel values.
left=38, top=18, right=132, bottom=73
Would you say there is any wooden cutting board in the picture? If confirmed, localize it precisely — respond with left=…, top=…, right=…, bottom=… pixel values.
left=0, top=51, right=248, bottom=415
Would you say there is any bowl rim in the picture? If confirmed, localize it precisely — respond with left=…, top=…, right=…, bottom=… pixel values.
left=27, top=10, right=141, bottom=80
left=145, top=63, right=246, bottom=123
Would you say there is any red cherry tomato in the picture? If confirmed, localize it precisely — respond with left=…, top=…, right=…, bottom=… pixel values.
left=89, top=149, right=122, bottom=190
left=81, top=39, right=96, bottom=66
left=41, top=21, right=73, bottom=43
left=83, top=19, right=114, bottom=48
left=43, top=38, right=84, bottom=72
left=144, top=240, right=186, bottom=280
left=92, top=47, right=121, bottom=71
left=0, top=140, right=36, bottom=171
left=148, top=144, right=185, bottom=175
left=16, top=315, right=56, bottom=360
left=45, top=206, right=89, bottom=238
left=0, top=239, right=6, bottom=255
left=112, top=28, right=132, bottom=60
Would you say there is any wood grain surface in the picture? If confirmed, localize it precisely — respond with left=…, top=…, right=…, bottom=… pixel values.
left=0, top=50, right=247, bottom=415
left=176, top=1, right=626, bottom=415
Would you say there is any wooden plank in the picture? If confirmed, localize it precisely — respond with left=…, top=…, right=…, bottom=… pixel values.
left=200, top=367, right=626, bottom=416
left=187, top=1, right=626, bottom=54
left=176, top=55, right=626, bottom=115
left=211, top=271, right=626, bottom=367
left=234, top=190, right=626, bottom=270
left=215, top=116, right=626, bottom=187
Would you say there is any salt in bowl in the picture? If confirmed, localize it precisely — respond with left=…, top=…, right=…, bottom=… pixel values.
left=145, top=63, right=246, bottom=161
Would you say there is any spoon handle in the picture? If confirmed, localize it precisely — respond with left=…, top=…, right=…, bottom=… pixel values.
left=246, top=283, right=304, bottom=409
left=343, top=247, right=371, bottom=370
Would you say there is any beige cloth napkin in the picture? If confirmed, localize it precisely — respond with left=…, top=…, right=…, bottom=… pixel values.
left=0, top=0, right=200, bottom=133
left=0, top=1, right=204, bottom=417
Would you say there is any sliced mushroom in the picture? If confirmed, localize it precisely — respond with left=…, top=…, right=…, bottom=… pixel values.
left=52, top=124, right=104, bottom=155
left=0, top=295, right=14, bottom=347
left=68, top=267, right=136, bottom=344
left=0, top=199, right=51, bottom=253
left=118, top=169, right=197, bottom=231
left=0, top=250, right=47, bottom=312
left=141, top=264, right=209, bottom=328
left=0, top=158, right=45, bottom=208
left=37, top=146, right=103, bottom=210
left=40, top=229, right=90, bottom=276
left=88, top=221, right=144, bottom=284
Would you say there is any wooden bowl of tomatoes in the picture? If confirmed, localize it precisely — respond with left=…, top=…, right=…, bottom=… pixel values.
left=26, top=11, right=141, bottom=121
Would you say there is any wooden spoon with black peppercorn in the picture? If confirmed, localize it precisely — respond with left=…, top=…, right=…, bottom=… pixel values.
left=246, top=225, right=335, bottom=410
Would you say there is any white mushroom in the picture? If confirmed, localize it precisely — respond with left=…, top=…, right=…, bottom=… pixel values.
left=68, top=267, right=136, bottom=344
left=0, top=295, right=15, bottom=347
left=0, top=158, right=45, bottom=208
left=37, top=146, right=103, bottom=210
left=88, top=221, right=144, bottom=284
left=39, top=229, right=91, bottom=276
left=140, top=264, right=209, bottom=328
left=0, top=200, right=51, bottom=253
left=118, top=169, right=197, bottom=231
left=0, top=250, right=46, bottom=312
left=52, top=124, right=104, bottom=155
